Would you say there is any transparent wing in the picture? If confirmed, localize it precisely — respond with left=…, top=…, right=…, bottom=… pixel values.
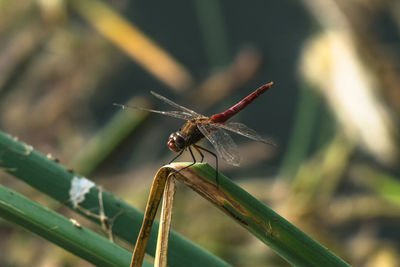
left=113, top=103, right=195, bottom=120
left=197, top=123, right=240, bottom=166
left=150, top=91, right=202, bottom=117
left=216, top=122, right=276, bottom=146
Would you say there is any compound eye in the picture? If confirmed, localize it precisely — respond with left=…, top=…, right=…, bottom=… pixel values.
left=167, top=132, right=186, bottom=152
left=173, top=134, right=185, bottom=150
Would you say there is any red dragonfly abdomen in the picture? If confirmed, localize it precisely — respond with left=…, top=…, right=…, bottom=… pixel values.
left=210, top=82, right=274, bottom=123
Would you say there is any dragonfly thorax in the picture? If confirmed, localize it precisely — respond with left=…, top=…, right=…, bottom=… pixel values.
left=167, top=132, right=186, bottom=152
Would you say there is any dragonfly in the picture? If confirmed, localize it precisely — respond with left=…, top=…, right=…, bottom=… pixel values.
left=114, top=82, right=275, bottom=182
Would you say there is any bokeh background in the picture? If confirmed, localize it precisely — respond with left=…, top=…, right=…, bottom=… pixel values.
left=1, top=0, right=400, bottom=266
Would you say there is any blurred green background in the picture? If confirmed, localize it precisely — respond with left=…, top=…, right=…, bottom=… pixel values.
left=1, top=0, right=400, bottom=266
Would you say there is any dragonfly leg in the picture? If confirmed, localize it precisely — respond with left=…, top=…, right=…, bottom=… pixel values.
left=169, top=147, right=219, bottom=189
left=192, top=145, right=204, bottom=163
left=186, top=146, right=197, bottom=168
left=168, top=147, right=197, bottom=178
left=168, top=150, right=185, bottom=164
left=193, top=144, right=219, bottom=187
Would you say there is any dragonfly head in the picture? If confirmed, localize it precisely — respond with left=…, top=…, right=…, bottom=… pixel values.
left=167, top=132, right=186, bottom=152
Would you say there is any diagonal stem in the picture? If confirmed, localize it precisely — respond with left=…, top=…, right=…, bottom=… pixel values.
left=155, top=174, right=176, bottom=267
left=130, top=168, right=170, bottom=267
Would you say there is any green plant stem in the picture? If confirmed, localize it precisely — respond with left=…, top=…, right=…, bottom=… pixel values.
left=0, top=127, right=350, bottom=266
left=170, top=162, right=350, bottom=267
left=0, top=130, right=230, bottom=267
left=0, top=184, right=150, bottom=267
left=279, top=85, right=320, bottom=179
left=70, top=97, right=149, bottom=176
